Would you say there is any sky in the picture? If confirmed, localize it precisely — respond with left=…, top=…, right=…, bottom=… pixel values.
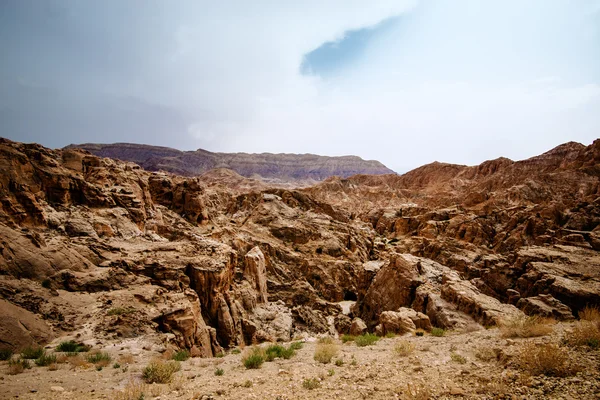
left=1, top=0, right=599, bottom=173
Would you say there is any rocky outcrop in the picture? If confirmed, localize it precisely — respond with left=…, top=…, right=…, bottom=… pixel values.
left=517, top=294, right=575, bottom=321
left=0, top=299, right=55, bottom=350
left=67, top=142, right=395, bottom=182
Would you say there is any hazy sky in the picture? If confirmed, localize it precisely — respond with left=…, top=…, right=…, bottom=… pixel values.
left=1, top=0, right=599, bottom=172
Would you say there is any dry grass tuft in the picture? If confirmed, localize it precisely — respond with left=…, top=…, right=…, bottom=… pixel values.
left=114, top=379, right=147, bottom=400
left=67, top=354, right=89, bottom=368
left=241, top=346, right=266, bottom=369
left=579, top=306, right=600, bottom=322
left=7, top=359, right=31, bottom=375
left=118, top=353, right=135, bottom=365
left=400, top=383, right=432, bottom=400
left=302, top=377, right=321, bottom=390
left=142, top=360, right=181, bottom=384
left=474, top=347, right=497, bottom=362
left=565, top=321, right=600, bottom=349
left=515, top=342, right=579, bottom=377
left=313, top=342, right=339, bottom=364
left=394, top=340, right=415, bottom=357
left=500, top=315, right=554, bottom=338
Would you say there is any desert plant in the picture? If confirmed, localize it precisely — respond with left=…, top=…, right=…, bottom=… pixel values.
left=56, top=340, right=90, bottom=353
left=242, top=347, right=265, bottom=369
left=335, top=358, right=344, bottom=366
left=318, top=336, right=335, bottom=344
left=500, top=315, right=553, bottom=338
left=450, top=353, right=466, bottom=364
left=430, top=328, right=446, bottom=337
left=172, top=349, right=190, bottom=361
left=394, top=340, right=415, bottom=357
left=355, top=333, right=380, bottom=347
left=579, top=306, right=600, bottom=322
left=340, top=334, right=355, bottom=343
left=289, top=341, right=304, bottom=350
left=314, top=342, right=339, bottom=364
left=402, top=383, right=432, bottom=400
left=0, top=348, right=13, bottom=361
left=114, top=379, right=147, bottom=400
left=385, top=332, right=396, bottom=338
left=107, top=307, right=136, bottom=316
left=215, top=367, right=224, bottom=376
left=20, top=346, right=45, bottom=359
left=231, top=348, right=241, bottom=354
left=113, top=362, right=121, bottom=369
left=565, top=321, right=600, bottom=349
left=7, top=359, right=31, bottom=375
left=516, top=343, right=578, bottom=377
left=35, top=353, right=57, bottom=366
left=265, top=344, right=286, bottom=361
left=142, top=360, right=181, bottom=384
left=302, top=378, right=321, bottom=390
left=242, top=379, right=253, bottom=388
left=87, top=351, right=112, bottom=367
left=327, top=368, right=335, bottom=376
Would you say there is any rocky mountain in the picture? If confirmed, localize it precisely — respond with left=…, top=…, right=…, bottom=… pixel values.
left=65, top=142, right=395, bottom=182
left=1, top=137, right=600, bottom=398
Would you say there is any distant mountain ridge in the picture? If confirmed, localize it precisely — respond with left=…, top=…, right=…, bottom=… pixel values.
left=65, top=142, right=395, bottom=181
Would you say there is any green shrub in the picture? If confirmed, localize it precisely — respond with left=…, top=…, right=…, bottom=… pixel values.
left=340, top=334, right=355, bottom=343
left=450, top=353, right=466, bottom=364
left=215, top=368, right=224, bottom=376
left=431, top=328, right=446, bottom=337
left=355, top=333, right=379, bottom=347
left=20, top=346, right=45, bottom=360
left=142, top=360, right=181, bottom=383
left=35, top=353, right=57, bottom=366
left=107, top=307, right=136, bottom=316
left=242, top=347, right=265, bottom=369
left=172, top=350, right=190, bottom=361
left=289, top=341, right=304, bottom=350
left=302, top=378, right=321, bottom=390
left=231, top=348, right=241, bottom=354
left=313, top=342, right=339, bottom=364
left=265, top=344, right=286, bottom=361
left=335, top=358, right=344, bottom=366
left=113, top=363, right=121, bottom=369
left=7, top=359, right=31, bottom=375
left=56, top=340, right=90, bottom=353
left=0, top=348, right=14, bottom=361
left=87, top=352, right=112, bottom=364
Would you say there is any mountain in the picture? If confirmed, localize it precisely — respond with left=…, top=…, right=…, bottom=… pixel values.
left=64, top=142, right=395, bottom=182
left=1, top=136, right=600, bottom=398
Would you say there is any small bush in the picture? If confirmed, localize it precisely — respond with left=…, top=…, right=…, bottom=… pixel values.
left=7, top=359, right=31, bottom=375
left=242, top=380, right=253, bottom=388
left=142, top=360, right=181, bottom=384
left=340, top=334, right=355, bottom=343
left=500, top=316, right=553, bottom=338
left=314, top=342, right=339, bottom=364
left=172, top=350, right=190, bottom=361
left=302, top=378, right=321, bottom=390
left=394, top=340, right=415, bottom=357
left=385, top=332, right=396, bottom=338
left=107, top=307, right=136, bottom=316
left=113, top=363, right=121, bottom=369
left=402, top=382, right=432, bottom=400
left=516, top=343, right=578, bottom=377
left=579, top=306, right=600, bottom=322
left=265, top=344, right=286, bottom=361
left=327, top=368, right=335, bottom=376
left=35, top=353, right=57, bottom=366
left=565, top=321, right=600, bottom=349
left=289, top=341, right=304, bottom=350
left=318, top=336, right=335, bottom=344
left=242, top=347, right=265, bottom=369
left=355, top=333, right=379, bottom=347
left=450, top=353, right=466, bottom=364
left=20, top=346, right=45, bottom=359
left=335, top=358, right=344, bottom=366
left=430, top=328, right=446, bottom=337
left=87, top=352, right=112, bottom=367
left=114, top=379, right=147, bottom=400
left=215, top=367, right=224, bottom=376
left=231, top=348, right=241, bottom=354
left=56, top=340, right=90, bottom=353
left=0, top=348, right=13, bottom=361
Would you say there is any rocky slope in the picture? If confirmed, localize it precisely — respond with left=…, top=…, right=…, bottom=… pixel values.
left=1, top=137, right=599, bottom=399
left=65, top=142, right=395, bottom=182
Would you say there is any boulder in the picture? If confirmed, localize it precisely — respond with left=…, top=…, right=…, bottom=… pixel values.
left=379, top=311, right=416, bottom=334
left=517, top=294, right=575, bottom=320
left=349, top=318, right=368, bottom=336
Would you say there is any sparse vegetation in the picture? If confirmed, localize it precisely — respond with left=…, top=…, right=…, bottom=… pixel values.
left=242, top=347, right=266, bottom=369
left=242, top=379, right=253, bottom=388
left=7, top=359, right=31, bottom=375
left=231, top=348, right=241, bottom=354
left=401, top=382, right=432, bottom=400
left=500, top=315, right=553, bottom=338
left=579, top=306, right=600, bottom=322
left=113, top=362, right=121, bottom=369
left=313, top=341, right=339, bottom=364
left=0, top=348, right=13, bottom=361
left=289, top=341, right=304, bottom=350
left=515, top=342, right=578, bottom=377
left=265, top=344, right=295, bottom=361
left=87, top=351, right=112, bottom=367
left=394, top=340, right=415, bottom=357
left=341, top=334, right=355, bottom=343
left=450, top=353, right=466, bottom=364
left=35, top=353, right=57, bottom=366
left=318, top=336, right=335, bottom=344
left=327, top=368, right=335, bottom=376
left=302, top=378, right=321, bottom=390
left=114, top=379, right=147, bottom=400
left=215, top=367, right=224, bottom=376
left=430, top=328, right=446, bottom=337
left=565, top=321, right=600, bottom=349
left=172, top=349, right=190, bottom=361
left=385, top=332, right=396, bottom=338
left=142, top=360, right=181, bottom=383
left=56, top=340, right=90, bottom=353
left=355, top=333, right=380, bottom=347
left=335, top=358, right=344, bottom=366
left=107, top=307, right=136, bottom=316
left=20, top=346, right=45, bottom=360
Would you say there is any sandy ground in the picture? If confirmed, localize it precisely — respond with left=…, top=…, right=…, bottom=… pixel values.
left=2, top=322, right=600, bottom=400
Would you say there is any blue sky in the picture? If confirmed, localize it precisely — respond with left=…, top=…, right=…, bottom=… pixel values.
left=1, top=0, right=599, bottom=172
